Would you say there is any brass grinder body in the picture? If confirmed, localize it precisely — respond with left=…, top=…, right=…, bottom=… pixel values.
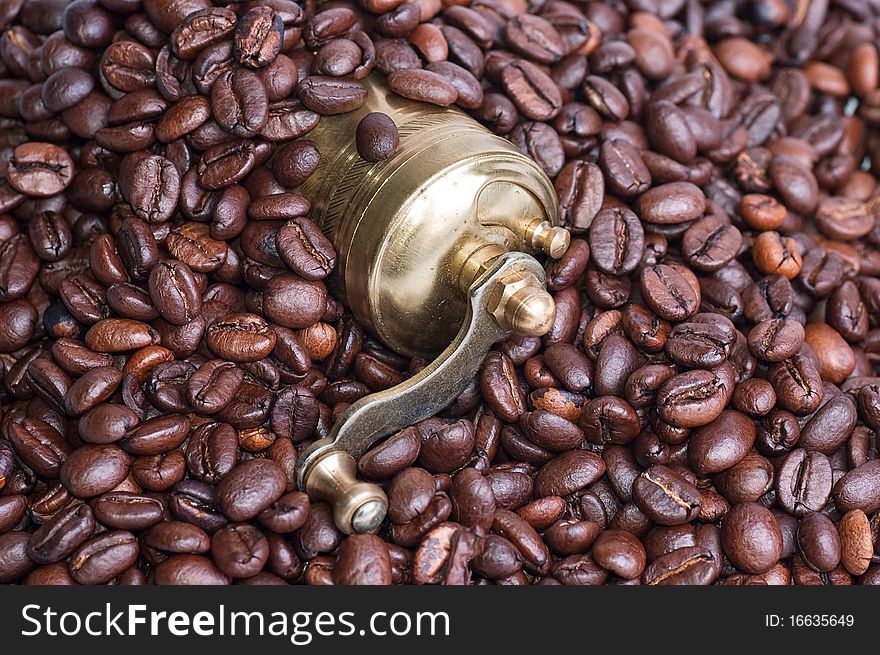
left=293, top=76, right=567, bottom=534
left=297, top=76, right=563, bottom=359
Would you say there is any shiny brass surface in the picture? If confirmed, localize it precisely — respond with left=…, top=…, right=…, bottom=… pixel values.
left=297, top=75, right=562, bottom=359
left=296, top=252, right=546, bottom=533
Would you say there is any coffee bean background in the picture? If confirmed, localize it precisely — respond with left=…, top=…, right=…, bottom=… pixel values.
left=2, top=0, right=880, bottom=586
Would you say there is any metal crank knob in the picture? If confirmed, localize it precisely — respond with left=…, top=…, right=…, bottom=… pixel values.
left=301, top=450, right=387, bottom=535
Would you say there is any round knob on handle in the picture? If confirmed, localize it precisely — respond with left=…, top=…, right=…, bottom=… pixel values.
left=302, top=449, right=388, bottom=535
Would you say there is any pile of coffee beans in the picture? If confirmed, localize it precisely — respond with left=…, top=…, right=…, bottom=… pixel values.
left=1, top=0, right=880, bottom=586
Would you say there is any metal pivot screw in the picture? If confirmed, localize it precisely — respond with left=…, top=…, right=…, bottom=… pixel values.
left=302, top=450, right=388, bottom=535
left=485, top=269, right=556, bottom=337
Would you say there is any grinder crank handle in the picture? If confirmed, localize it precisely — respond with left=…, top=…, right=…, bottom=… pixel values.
left=295, top=251, right=555, bottom=534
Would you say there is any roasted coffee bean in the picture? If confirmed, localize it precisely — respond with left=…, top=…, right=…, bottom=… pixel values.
left=217, top=459, right=287, bottom=522
left=479, top=351, right=526, bottom=422
left=120, top=414, right=191, bottom=456
left=643, top=546, right=718, bottom=585
left=533, top=450, right=605, bottom=498
left=275, top=217, right=336, bottom=281
left=91, top=492, right=164, bottom=531
left=753, top=231, right=803, bottom=280
left=747, top=318, right=804, bottom=362
left=272, top=140, right=319, bottom=188
left=425, top=61, right=483, bottom=109
left=665, top=318, right=735, bottom=369
left=591, top=529, right=646, bottom=579
left=170, top=7, right=237, bottom=60
left=69, top=530, right=139, bottom=584
left=186, top=360, right=243, bottom=415
left=385, top=467, right=433, bottom=527
left=168, top=480, right=227, bottom=534
left=621, top=305, right=669, bottom=354
left=600, top=139, right=650, bottom=198
left=419, top=419, right=475, bottom=473
left=185, top=421, right=238, bottom=484
left=153, top=554, right=230, bottom=585
left=144, top=521, right=211, bottom=555
left=492, top=509, right=550, bottom=575
left=0, top=496, right=27, bottom=534
left=838, top=510, right=873, bottom=576
left=767, top=353, right=824, bottom=415
left=594, top=335, right=642, bottom=397
left=588, top=207, right=643, bottom=275
left=833, top=460, right=880, bottom=514
left=804, top=322, right=855, bottom=385
left=799, top=394, right=857, bottom=455
left=519, top=410, right=583, bottom=452
left=656, top=365, right=734, bottom=429
left=756, top=409, right=801, bottom=455
left=260, top=101, right=320, bottom=142
left=509, top=121, right=565, bottom=177
left=632, top=465, right=701, bottom=526
left=64, top=366, right=122, bottom=416
left=263, top=274, right=327, bottom=329
left=299, top=76, right=368, bottom=114
left=235, top=6, right=284, bottom=69
left=688, top=410, right=756, bottom=476
left=334, top=533, right=393, bottom=585
left=554, top=160, right=603, bottom=232
left=122, top=155, right=179, bottom=224
left=0, top=531, right=35, bottom=583
left=117, top=215, right=159, bottom=280
left=211, top=523, right=269, bottom=579
left=681, top=216, right=741, bottom=272
left=29, top=211, right=72, bottom=263
left=7, top=143, right=75, bottom=197
left=358, top=426, right=421, bottom=480
left=27, top=503, right=95, bottom=564
left=258, top=491, right=310, bottom=534
left=501, top=59, right=562, bottom=120
left=206, top=313, right=276, bottom=363
left=732, top=378, right=776, bottom=418
left=714, top=452, right=774, bottom=504
left=637, top=182, right=706, bottom=225
left=646, top=100, right=696, bottom=164
left=25, top=358, right=72, bottom=412
left=59, top=444, right=130, bottom=499
left=0, top=233, right=40, bottom=302
left=743, top=276, right=793, bottom=323
left=721, top=502, right=782, bottom=574
left=640, top=264, right=700, bottom=322
left=148, top=260, right=202, bottom=326
left=583, top=75, right=628, bottom=121
left=198, top=139, right=257, bottom=190
left=85, top=318, right=159, bottom=353
left=828, top=281, right=868, bottom=343
left=543, top=343, right=592, bottom=392
left=8, top=418, right=71, bottom=479
left=356, top=112, right=399, bottom=162
left=797, top=512, right=841, bottom=573
left=579, top=396, right=639, bottom=445
left=211, top=69, right=269, bottom=138
left=385, top=68, right=458, bottom=107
